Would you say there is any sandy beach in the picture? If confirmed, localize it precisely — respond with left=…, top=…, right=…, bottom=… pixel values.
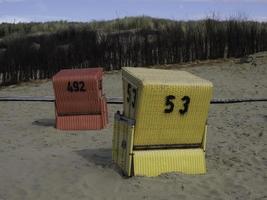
left=0, top=53, right=266, bottom=200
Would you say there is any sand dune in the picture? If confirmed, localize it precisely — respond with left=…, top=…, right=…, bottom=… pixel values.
left=0, top=54, right=266, bottom=200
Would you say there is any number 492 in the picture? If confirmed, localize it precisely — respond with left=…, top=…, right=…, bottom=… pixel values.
left=67, top=81, right=86, bottom=92
left=164, top=95, right=190, bottom=115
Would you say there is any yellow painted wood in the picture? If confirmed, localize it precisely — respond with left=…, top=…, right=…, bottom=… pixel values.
left=133, top=148, right=206, bottom=176
left=112, top=116, right=119, bottom=162
left=122, top=67, right=213, bottom=146
left=117, top=121, right=124, bottom=169
left=113, top=113, right=135, bottom=176
left=125, top=125, right=134, bottom=176
left=202, top=125, right=208, bottom=152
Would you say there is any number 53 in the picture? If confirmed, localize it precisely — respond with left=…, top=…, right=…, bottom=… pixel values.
left=164, top=95, right=190, bottom=115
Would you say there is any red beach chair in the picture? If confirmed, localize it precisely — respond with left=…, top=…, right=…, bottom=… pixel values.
left=52, top=68, right=108, bottom=130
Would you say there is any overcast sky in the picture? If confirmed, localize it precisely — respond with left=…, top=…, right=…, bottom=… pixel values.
left=0, top=0, right=267, bottom=23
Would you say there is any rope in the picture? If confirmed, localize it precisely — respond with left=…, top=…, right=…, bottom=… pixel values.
left=0, top=96, right=123, bottom=104
left=210, top=98, right=267, bottom=104
left=0, top=96, right=55, bottom=102
left=0, top=96, right=267, bottom=104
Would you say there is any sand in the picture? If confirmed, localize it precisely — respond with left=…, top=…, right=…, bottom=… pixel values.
left=0, top=53, right=267, bottom=200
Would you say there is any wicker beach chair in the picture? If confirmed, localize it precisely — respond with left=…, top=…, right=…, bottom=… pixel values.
left=112, top=67, right=213, bottom=176
left=53, top=68, right=108, bottom=130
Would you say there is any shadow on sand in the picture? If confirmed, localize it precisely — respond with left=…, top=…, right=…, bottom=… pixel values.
left=75, top=148, right=128, bottom=177
left=76, top=148, right=113, bottom=168
left=32, top=118, right=55, bottom=127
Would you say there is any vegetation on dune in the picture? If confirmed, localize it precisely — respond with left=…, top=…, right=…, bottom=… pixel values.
left=0, top=16, right=267, bottom=86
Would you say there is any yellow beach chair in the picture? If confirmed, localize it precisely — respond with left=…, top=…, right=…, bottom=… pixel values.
left=112, top=67, right=213, bottom=177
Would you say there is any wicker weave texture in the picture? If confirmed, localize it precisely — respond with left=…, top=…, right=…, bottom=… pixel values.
left=55, top=100, right=108, bottom=130
left=122, top=67, right=212, bottom=86
left=56, top=99, right=104, bottom=115
left=122, top=67, right=213, bottom=146
left=56, top=113, right=102, bottom=130
left=52, top=68, right=108, bottom=130
left=55, top=97, right=107, bottom=130
left=133, top=149, right=206, bottom=176
left=53, top=68, right=103, bottom=114
left=112, top=113, right=208, bottom=176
